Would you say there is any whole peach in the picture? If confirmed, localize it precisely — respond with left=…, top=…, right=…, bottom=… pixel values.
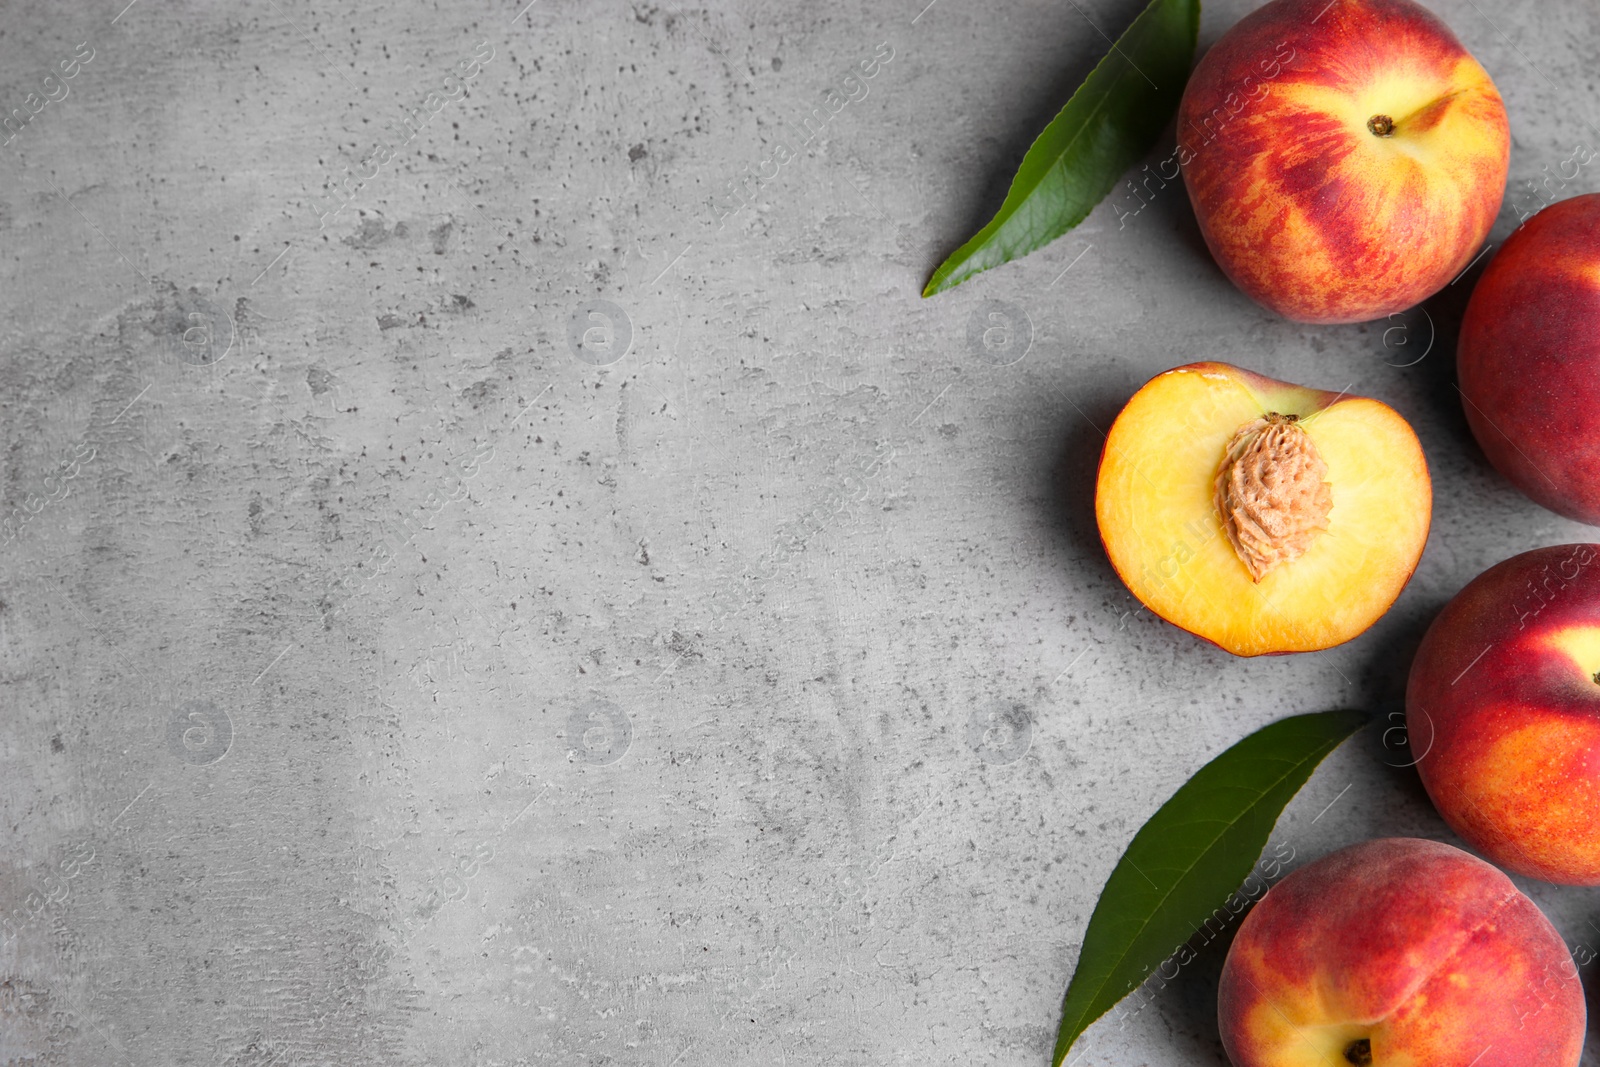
left=1219, top=838, right=1583, bottom=1066
left=1408, top=543, right=1600, bottom=883
left=1179, top=0, right=1508, bottom=323
left=1458, top=193, right=1600, bottom=523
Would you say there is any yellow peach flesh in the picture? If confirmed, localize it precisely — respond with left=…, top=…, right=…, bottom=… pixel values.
left=1096, top=363, right=1431, bottom=655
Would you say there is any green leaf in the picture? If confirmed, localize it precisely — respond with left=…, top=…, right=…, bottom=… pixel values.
left=922, top=0, right=1200, bottom=297
left=1051, top=709, right=1368, bottom=1066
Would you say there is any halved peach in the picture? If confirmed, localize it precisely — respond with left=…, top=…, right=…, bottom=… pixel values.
left=1095, top=362, right=1431, bottom=656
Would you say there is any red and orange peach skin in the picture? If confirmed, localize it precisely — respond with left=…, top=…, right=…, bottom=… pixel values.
left=1178, top=0, right=1509, bottom=324
left=1219, top=838, right=1584, bottom=1067
left=1458, top=194, right=1600, bottom=524
left=1408, top=544, right=1600, bottom=884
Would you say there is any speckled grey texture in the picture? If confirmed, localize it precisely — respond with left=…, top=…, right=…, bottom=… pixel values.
left=2, top=0, right=1598, bottom=1064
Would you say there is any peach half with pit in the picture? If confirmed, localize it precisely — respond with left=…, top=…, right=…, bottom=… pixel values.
left=1094, top=362, right=1430, bottom=656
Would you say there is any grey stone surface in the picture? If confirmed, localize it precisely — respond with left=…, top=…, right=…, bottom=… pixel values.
left=1, top=0, right=1598, bottom=1064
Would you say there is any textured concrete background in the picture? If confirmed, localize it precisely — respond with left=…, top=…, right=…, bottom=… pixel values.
left=2, top=0, right=1598, bottom=1064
